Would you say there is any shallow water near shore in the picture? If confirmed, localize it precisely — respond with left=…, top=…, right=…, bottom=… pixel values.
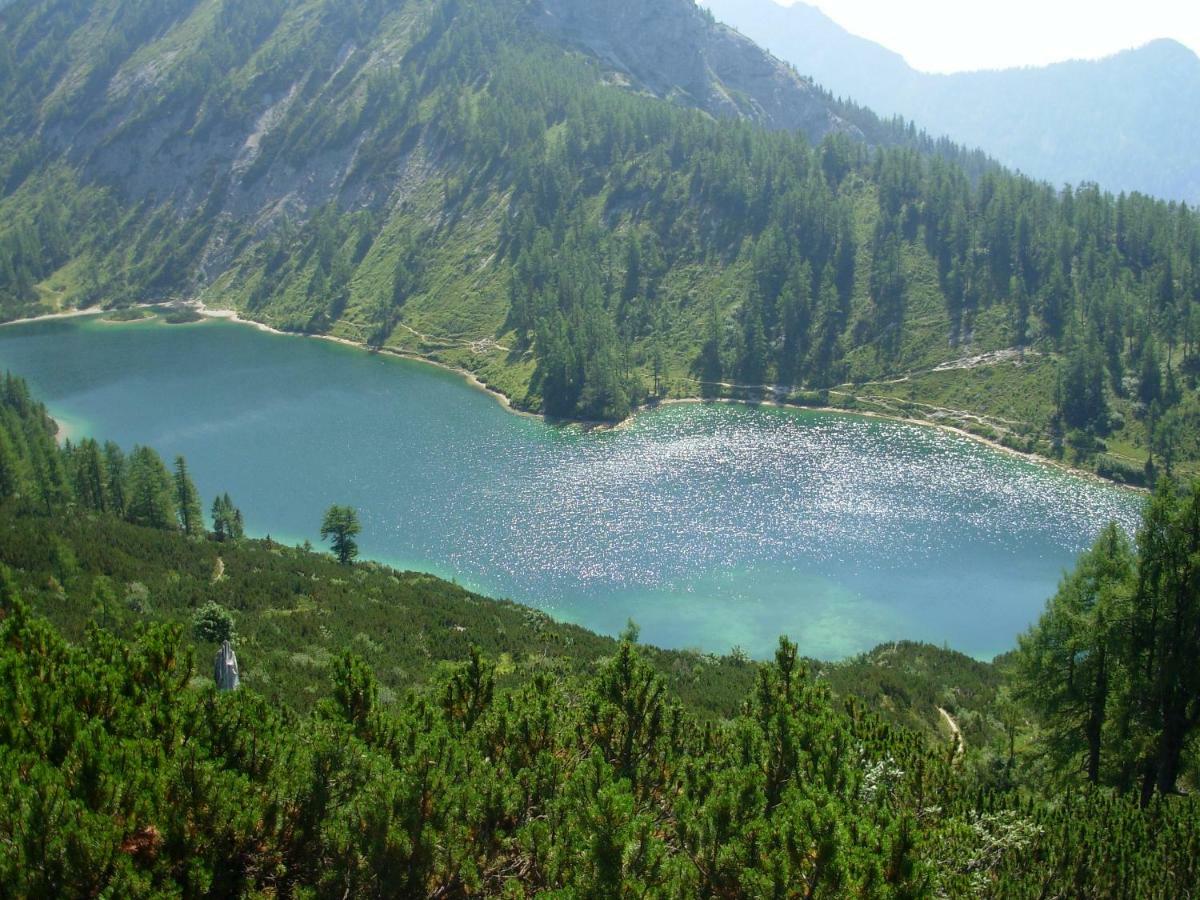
left=0, top=314, right=1144, bottom=659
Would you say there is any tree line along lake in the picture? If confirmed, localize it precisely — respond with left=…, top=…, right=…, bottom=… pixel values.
left=0, top=313, right=1143, bottom=659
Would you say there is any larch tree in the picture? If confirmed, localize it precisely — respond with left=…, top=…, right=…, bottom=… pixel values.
left=125, top=446, right=177, bottom=530
left=211, top=493, right=245, bottom=542
left=1015, top=521, right=1134, bottom=784
left=174, top=456, right=205, bottom=538
left=1126, top=480, right=1200, bottom=800
left=321, top=504, right=361, bottom=565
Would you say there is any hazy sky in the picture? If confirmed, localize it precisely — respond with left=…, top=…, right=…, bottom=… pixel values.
left=779, top=0, right=1200, bottom=73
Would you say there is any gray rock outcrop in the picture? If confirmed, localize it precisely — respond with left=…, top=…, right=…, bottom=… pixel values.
left=214, top=641, right=240, bottom=692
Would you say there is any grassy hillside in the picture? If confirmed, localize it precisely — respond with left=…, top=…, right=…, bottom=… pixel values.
left=817, top=641, right=1007, bottom=755
left=5, top=512, right=1200, bottom=896
left=0, top=505, right=762, bottom=719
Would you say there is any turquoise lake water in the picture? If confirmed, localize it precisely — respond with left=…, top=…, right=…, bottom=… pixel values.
left=0, top=314, right=1145, bottom=659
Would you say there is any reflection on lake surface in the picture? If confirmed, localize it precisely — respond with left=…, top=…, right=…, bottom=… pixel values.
left=0, top=314, right=1143, bottom=659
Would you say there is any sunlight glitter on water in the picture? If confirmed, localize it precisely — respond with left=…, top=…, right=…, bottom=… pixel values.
left=0, top=317, right=1145, bottom=659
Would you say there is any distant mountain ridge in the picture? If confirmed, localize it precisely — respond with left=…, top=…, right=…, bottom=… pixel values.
left=534, top=0, right=858, bottom=140
left=703, top=0, right=1200, bottom=203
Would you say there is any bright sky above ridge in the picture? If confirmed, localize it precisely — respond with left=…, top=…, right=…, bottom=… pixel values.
left=778, top=0, right=1200, bottom=73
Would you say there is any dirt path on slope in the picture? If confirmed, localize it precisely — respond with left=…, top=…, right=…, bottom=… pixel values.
left=938, top=706, right=964, bottom=762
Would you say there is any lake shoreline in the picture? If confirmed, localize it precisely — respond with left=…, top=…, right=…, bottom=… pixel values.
left=647, top=397, right=1146, bottom=494
left=193, top=303, right=1139, bottom=493
left=0, top=303, right=1143, bottom=660
left=3, top=301, right=1144, bottom=493
left=0, top=306, right=109, bottom=327
left=188, top=302, right=545, bottom=422
left=0, top=301, right=167, bottom=330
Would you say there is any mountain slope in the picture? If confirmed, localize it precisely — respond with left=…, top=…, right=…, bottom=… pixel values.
left=1, top=0, right=855, bottom=218
left=703, top=0, right=1200, bottom=204
left=1, top=0, right=1198, bottom=483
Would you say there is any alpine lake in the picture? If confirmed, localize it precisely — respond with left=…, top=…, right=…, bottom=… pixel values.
left=0, top=312, right=1144, bottom=660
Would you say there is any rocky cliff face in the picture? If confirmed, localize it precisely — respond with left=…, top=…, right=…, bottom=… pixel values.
left=14, top=0, right=856, bottom=233
left=535, top=0, right=855, bottom=140
left=29, top=3, right=426, bottom=224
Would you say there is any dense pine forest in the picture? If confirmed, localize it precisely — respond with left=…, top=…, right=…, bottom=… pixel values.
left=1, top=0, right=1198, bottom=483
left=4, top=363, right=1200, bottom=894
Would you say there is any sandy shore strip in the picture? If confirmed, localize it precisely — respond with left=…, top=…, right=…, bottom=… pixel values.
left=0, top=302, right=168, bottom=329
left=49, top=413, right=81, bottom=444
left=0, top=307, right=106, bottom=328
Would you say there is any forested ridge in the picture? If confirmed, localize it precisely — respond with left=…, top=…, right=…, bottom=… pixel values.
left=1, top=0, right=1198, bottom=483
left=4, top=369, right=1200, bottom=894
